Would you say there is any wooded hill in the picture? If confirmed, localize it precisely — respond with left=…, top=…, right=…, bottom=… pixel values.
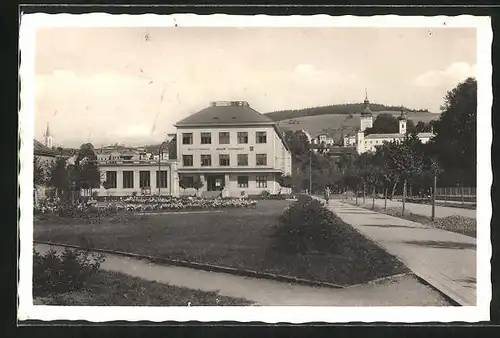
left=265, top=103, right=430, bottom=121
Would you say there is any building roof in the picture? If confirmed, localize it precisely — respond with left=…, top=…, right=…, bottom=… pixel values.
left=417, top=132, right=435, bottom=138
left=34, top=140, right=56, bottom=157
left=365, top=133, right=405, bottom=140
left=175, top=101, right=274, bottom=126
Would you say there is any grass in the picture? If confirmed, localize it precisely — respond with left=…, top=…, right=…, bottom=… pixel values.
left=344, top=201, right=476, bottom=238
left=34, top=270, right=252, bottom=306
left=34, top=200, right=408, bottom=286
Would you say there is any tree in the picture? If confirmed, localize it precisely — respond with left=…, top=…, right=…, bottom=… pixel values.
left=167, top=137, right=177, bottom=160
left=406, top=119, right=416, bottom=134
left=74, top=143, right=101, bottom=197
left=378, top=134, right=426, bottom=215
left=415, top=121, right=434, bottom=133
left=364, top=113, right=399, bottom=135
left=192, top=175, right=204, bottom=196
left=278, top=174, right=293, bottom=194
left=429, top=77, right=477, bottom=187
left=178, top=175, right=190, bottom=191
left=49, top=157, right=70, bottom=198
left=102, top=180, right=112, bottom=199
left=34, top=156, right=48, bottom=187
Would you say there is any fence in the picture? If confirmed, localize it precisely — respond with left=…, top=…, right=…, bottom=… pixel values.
left=435, top=186, right=476, bottom=203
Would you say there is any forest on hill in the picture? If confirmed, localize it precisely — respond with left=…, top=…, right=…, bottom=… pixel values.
left=265, top=103, right=430, bottom=121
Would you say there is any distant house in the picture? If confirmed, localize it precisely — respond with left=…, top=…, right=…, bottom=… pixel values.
left=343, top=134, right=356, bottom=147
left=315, top=133, right=335, bottom=146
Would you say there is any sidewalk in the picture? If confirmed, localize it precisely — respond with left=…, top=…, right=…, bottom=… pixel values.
left=343, top=197, right=476, bottom=219
left=34, top=243, right=450, bottom=306
left=322, top=199, right=476, bottom=306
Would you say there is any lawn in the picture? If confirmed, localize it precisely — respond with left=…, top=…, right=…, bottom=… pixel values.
left=34, top=200, right=408, bottom=286
left=34, top=270, right=252, bottom=306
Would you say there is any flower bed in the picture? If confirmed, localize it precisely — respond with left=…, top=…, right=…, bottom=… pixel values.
left=117, top=197, right=257, bottom=212
left=35, top=196, right=258, bottom=216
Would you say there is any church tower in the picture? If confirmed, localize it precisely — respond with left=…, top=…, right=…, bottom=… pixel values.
left=43, top=123, right=53, bottom=148
left=359, top=89, right=373, bottom=132
left=398, top=108, right=407, bottom=135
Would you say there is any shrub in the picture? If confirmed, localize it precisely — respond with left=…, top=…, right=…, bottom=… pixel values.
left=33, top=247, right=105, bottom=297
left=269, top=195, right=341, bottom=254
left=433, top=215, right=476, bottom=237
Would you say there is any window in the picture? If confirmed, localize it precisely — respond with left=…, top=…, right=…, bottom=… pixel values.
left=201, top=132, right=212, bottom=145
left=139, top=171, right=151, bottom=188
left=256, top=154, right=267, bottom=166
left=219, top=132, right=230, bottom=144
left=237, top=154, right=248, bottom=166
left=105, top=171, right=117, bottom=188
left=123, top=171, right=134, bottom=188
left=183, top=155, right=193, bottom=167
left=237, top=132, right=248, bottom=144
left=237, top=176, right=249, bottom=188
left=201, top=154, right=212, bottom=166
left=182, top=133, right=193, bottom=145
left=156, top=170, right=168, bottom=188
left=219, top=154, right=230, bottom=166
left=256, top=175, right=267, bottom=188
left=256, top=131, right=267, bottom=143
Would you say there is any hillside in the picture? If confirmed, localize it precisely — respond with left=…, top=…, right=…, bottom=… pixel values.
left=276, top=111, right=440, bottom=144
left=265, top=103, right=430, bottom=121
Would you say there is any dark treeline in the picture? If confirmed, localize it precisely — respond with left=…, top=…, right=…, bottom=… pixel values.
left=266, top=103, right=430, bottom=121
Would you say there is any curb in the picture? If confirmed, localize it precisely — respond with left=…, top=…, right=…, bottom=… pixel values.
left=34, top=240, right=346, bottom=290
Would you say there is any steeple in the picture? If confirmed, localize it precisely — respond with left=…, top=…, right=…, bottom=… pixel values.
left=43, top=122, right=53, bottom=148
left=362, top=88, right=372, bottom=116
left=398, top=106, right=407, bottom=135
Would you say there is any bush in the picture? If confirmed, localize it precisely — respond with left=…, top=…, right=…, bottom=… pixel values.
left=33, top=247, right=105, bottom=297
left=269, top=195, right=341, bottom=254
left=433, top=215, right=476, bottom=237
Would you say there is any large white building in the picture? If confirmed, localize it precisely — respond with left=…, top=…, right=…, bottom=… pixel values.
left=94, top=141, right=179, bottom=197
left=175, top=101, right=292, bottom=197
left=355, top=92, right=435, bottom=154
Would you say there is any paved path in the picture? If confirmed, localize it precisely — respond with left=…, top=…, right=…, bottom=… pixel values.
left=34, top=243, right=450, bottom=306
left=321, top=199, right=476, bottom=306
left=342, top=197, right=476, bottom=219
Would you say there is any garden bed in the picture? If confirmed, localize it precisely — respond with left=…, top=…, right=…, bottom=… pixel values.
left=35, top=199, right=408, bottom=286
left=35, top=196, right=258, bottom=215
left=34, top=270, right=252, bottom=306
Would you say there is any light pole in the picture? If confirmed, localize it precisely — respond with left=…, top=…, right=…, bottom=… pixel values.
left=158, top=141, right=168, bottom=198
left=309, top=148, right=312, bottom=195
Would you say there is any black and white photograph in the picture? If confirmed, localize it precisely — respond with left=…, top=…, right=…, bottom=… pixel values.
left=18, top=13, right=491, bottom=323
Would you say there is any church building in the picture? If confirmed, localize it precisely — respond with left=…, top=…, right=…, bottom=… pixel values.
left=355, top=91, right=435, bottom=154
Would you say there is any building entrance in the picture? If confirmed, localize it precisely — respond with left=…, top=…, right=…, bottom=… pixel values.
left=206, top=174, right=225, bottom=192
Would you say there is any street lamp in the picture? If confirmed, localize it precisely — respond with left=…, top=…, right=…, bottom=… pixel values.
left=158, top=141, right=169, bottom=197
left=309, top=148, right=312, bottom=195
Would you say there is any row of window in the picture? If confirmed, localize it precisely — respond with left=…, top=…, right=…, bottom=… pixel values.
left=105, top=170, right=168, bottom=189
left=182, top=154, right=267, bottom=167
left=238, top=175, right=268, bottom=188
left=180, top=175, right=268, bottom=188
left=182, top=131, right=267, bottom=145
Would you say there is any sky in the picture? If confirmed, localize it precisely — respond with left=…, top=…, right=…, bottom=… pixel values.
left=34, top=27, right=477, bottom=148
